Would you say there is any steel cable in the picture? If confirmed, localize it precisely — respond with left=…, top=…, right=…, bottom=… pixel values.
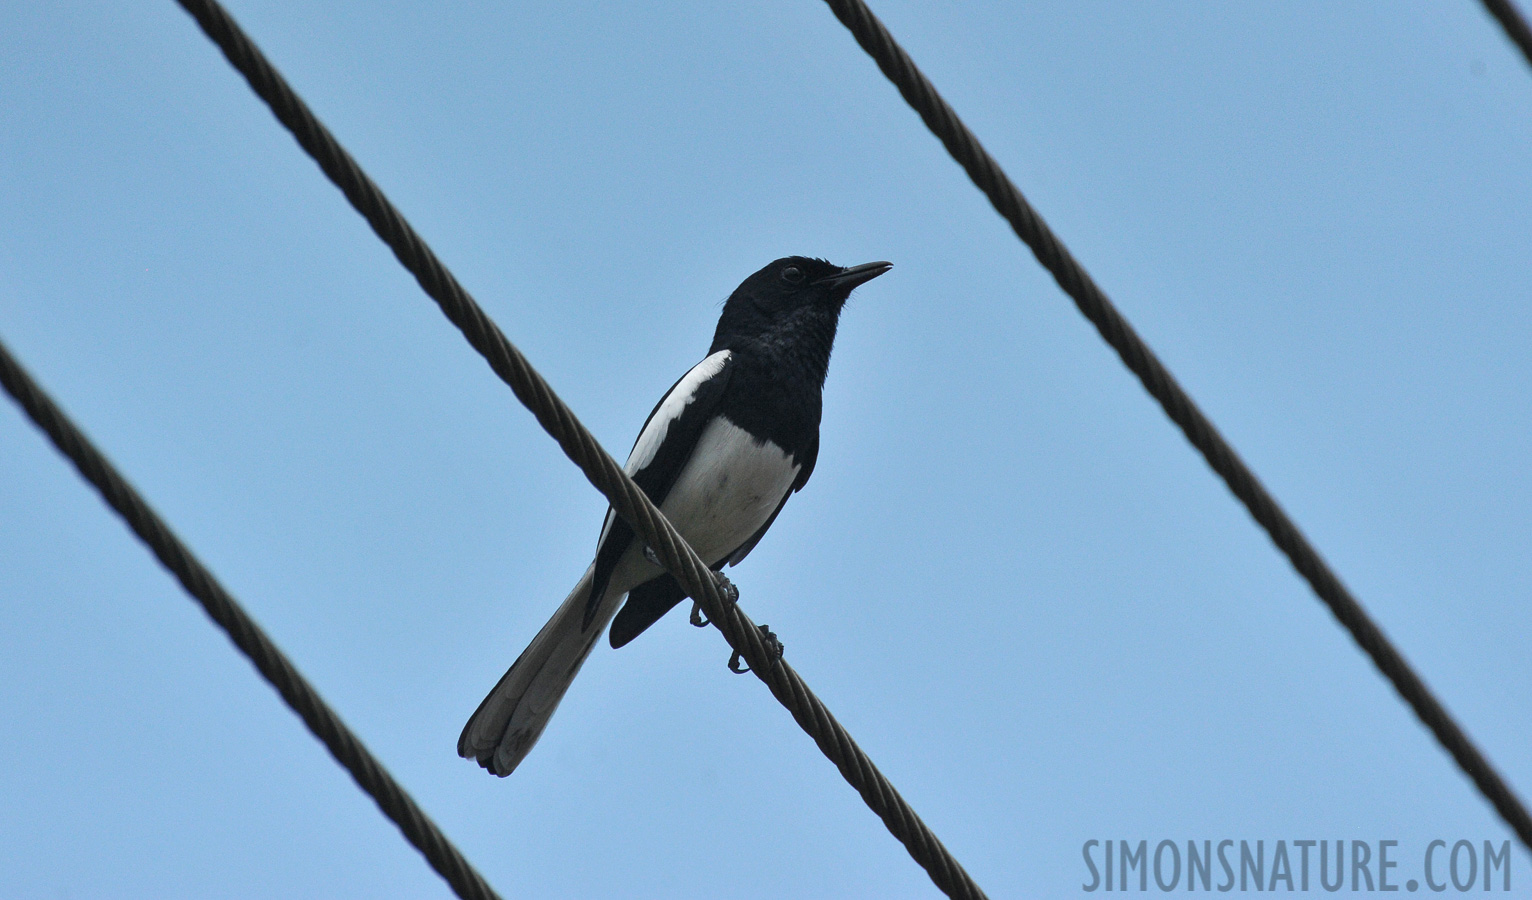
left=820, top=0, right=1532, bottom=852
left=171, top=0, right=989, bottom=896
left=1480, top=0, right=1532, bottom=71
left=0, top=337, right=504, bottom=900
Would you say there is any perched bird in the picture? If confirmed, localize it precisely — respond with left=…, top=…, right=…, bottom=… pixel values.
left=459, top=256, right=891, bottom=776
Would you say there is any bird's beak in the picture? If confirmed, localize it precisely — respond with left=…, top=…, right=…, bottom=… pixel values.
left=816, top=260, right=893, bottom=291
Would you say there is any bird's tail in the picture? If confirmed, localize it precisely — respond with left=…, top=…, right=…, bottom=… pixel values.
left=458, top=564, right=617, bottom=776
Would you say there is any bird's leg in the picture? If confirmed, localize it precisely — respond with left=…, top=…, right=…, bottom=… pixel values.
left=728, top=624, right=784, bottom=674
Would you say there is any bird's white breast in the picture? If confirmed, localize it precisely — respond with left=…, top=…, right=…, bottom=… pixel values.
left=659, top=417, right=799, bottom=566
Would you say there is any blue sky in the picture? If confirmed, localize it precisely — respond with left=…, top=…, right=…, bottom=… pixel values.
left=3, top=2, right=1530, bottom=897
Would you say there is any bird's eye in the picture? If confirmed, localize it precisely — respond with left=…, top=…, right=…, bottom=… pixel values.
left=781, top=266, right=804, bottom=284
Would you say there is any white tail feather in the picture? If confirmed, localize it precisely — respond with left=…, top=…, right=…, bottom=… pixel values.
left=458, top=564, right=620, bottom=776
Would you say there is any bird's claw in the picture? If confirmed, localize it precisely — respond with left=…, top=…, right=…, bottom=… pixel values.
left=642, top=544, right=662, bottom=567
left=690, top=571, right=738, bottom=628
left=728, top=624, right=784, bottom=674
left=714, top=572, right=740, bottom=604
left=678, top=571, right=764, bottom=671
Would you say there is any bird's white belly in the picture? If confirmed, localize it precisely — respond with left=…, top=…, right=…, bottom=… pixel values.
left=600, top=417, right=800, bottom=598
left=659, top=417, right=799, bottom=565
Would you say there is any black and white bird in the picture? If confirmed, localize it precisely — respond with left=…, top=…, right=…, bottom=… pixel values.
left=459, top=256, right=891, bottom=776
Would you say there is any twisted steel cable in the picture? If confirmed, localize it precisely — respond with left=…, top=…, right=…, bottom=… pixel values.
left=172, top=0, right=989, bottom=896
left=1480, top=0, right=1532, bottom=70
left=0, top=337, right=504, bottom=900
left=820, top=0, right=1532, bottom=852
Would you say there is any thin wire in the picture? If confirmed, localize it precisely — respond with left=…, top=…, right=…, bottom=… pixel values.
left=170, top=1, right=989, bottom=896
left=819, top=0, right=1532, bottom=852
left=1480, top=0, right=1532, bottom=70
left=0, top=337, right=504, bottom=900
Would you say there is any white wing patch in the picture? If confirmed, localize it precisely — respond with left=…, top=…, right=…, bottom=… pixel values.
left=595, top=349, right=732, bottom=553
left=625, top=350, right=732, bottom=474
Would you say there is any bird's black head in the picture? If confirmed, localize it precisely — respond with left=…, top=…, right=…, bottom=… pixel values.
left=709, top=257, right=891, bottom=379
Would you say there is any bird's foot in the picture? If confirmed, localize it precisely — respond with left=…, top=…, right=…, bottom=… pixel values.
left=689, top=572, right=737, bottom=628
left=712, top=571, right=740, bottom=604
left=728, top=624, right=784, bottom=674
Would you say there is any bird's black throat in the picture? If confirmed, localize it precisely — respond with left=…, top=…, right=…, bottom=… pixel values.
left=710, top=300, right=841, bottom=461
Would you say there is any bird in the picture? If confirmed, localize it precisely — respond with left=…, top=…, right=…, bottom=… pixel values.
left=458, top=256, right=891, bottom=776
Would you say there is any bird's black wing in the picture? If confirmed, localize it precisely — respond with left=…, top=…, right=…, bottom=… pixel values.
left=584, top=351, right=735, bottom=625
